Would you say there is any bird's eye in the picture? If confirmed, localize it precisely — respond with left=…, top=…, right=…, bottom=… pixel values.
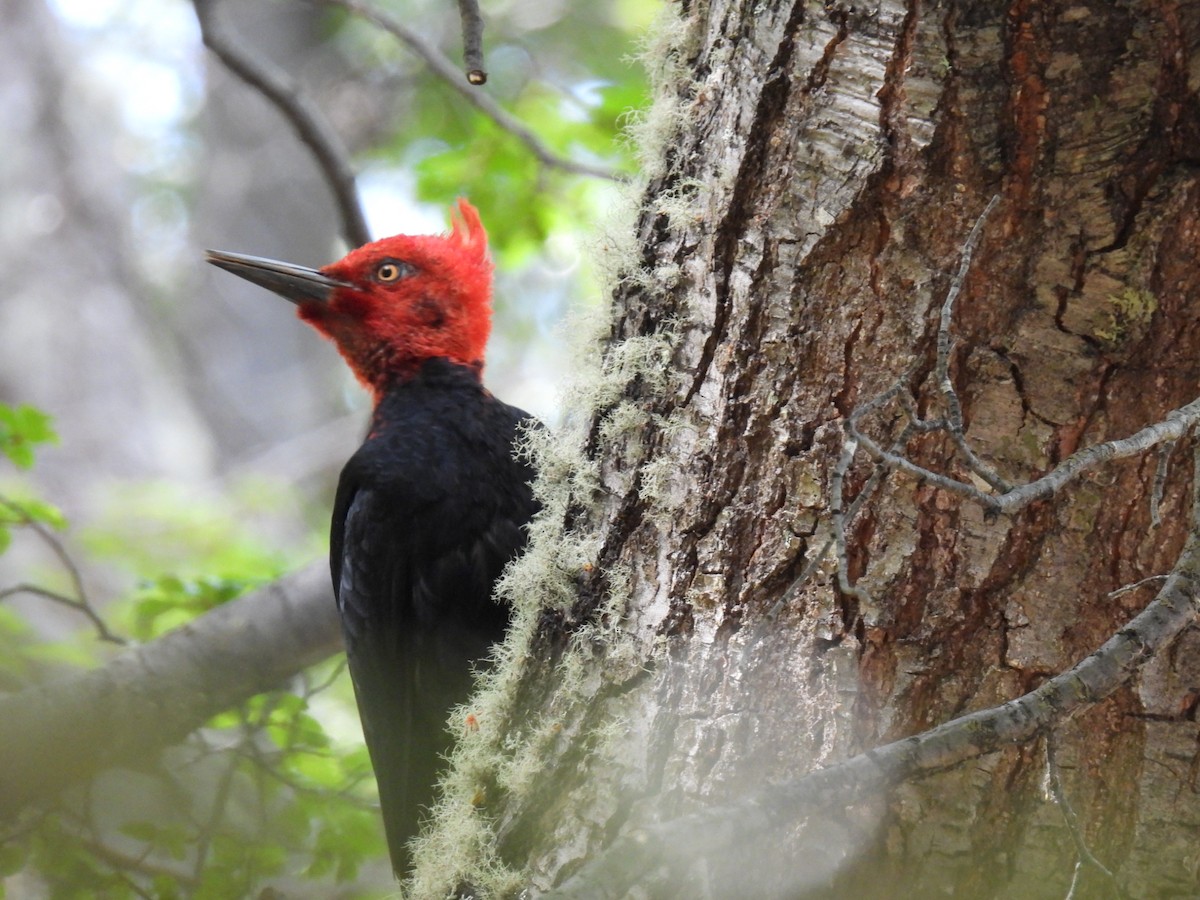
left=375, top=260, right=411, bottom=283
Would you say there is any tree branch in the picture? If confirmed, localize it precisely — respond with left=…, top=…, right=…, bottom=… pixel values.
left=934, top=194, right=1011, bottom=492
left=0, top=562, right=340, bottom=820
left=320, top=0, right=623, bottom=182
left=192, top=0, right=372, bottom=248
left=456, top=0, right=487, bottom=85
left=0, top=495, right=126, bottom=646
left=0, top=583, right=125, bottom=647
left=840, top=193, right=1200, bottom=535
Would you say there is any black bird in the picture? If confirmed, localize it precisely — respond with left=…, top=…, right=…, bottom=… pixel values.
left=207, top=199, right=538, bottom=875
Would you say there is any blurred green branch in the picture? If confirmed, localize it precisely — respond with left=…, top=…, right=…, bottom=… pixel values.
left=0, top=562, right=339, bottom=821
left=322, top=0, right=625, bottom=182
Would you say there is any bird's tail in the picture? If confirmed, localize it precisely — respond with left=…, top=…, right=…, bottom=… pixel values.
left=350, top=642, right=475, bottom=877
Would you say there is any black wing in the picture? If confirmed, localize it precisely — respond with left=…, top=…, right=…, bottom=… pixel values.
left=330, top=398, right=536, bottom=875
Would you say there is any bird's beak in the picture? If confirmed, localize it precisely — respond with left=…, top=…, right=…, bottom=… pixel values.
left=205, top=250, right=352, bottom=305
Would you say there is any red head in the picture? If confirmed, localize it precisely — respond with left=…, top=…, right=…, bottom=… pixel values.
left=206, top=199, right=494, bottom=402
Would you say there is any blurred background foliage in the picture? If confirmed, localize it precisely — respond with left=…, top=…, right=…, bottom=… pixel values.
left=0, top=0, right=652, bottom=893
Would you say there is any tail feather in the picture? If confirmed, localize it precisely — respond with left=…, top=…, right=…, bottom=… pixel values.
left=349, top=635, right=478, bottom=876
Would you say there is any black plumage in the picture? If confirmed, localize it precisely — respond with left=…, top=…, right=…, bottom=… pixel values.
left=206, top=201, right=534, bottom=877
left=332, top=358, right=538, bottom=874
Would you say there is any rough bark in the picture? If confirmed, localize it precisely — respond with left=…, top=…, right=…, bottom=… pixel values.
left=427, top=2, right=1200, bottom=898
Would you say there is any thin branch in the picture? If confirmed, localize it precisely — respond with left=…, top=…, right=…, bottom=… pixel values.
left=843, top=377, right=1002, bottom=510
left=300, top=655, right=349, bottom=698
left=1045, top=734, right=1126, bottom=899
left=1108, top=574, right=1167, bottom=601
left=1150, top=439, right=1175, bottom=527
left=847, top=412, right=996, bottom=506
left=233, top=739, right=376, bottom=806
left=192, top=0, right=371, bottom=248
left=320, top=0, right=623, bottom=182
left=0, top=495, right=126, bottom=645
left=755, top=424, right=909, bottom=629
left=828, top=196, right=1195, bottom=639
left=456, top=0, right=487, bottom=85
left=0, top=584, right=125, bottom=646
left=830, top=434, right=874, bottom=607
left=844, top=195, right=1198, bottom=526
left=822, top=418, right=932, bottom=613
left=77, top=831, right=200, bottom=891
left=995, top=394, right=1200, bottom=514
left=846, top=389, right=1200, bottom=518
left=839, top=199, right=1200, bottom=529
left=191, top=733, right=243, bottom=885
left=0, top=497, right=86, bottom=605
left=934, top=194, right=1011, bottom=492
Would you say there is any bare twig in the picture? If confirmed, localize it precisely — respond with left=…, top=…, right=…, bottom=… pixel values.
left=1108, top=574, right=1168, bottom=601
left=829, top=434, right=874, bottom=607
left=843, top=375, right=1200, bottom=666
left=0, top=495, right=126, bottom=645
left=77, top=832, right=199, bottom=890
left=191, top=727, right=243, bottom=885
left=320, top=0, right=623, bottom=182
left=759, top=393, right=921, bottom=622
left=1045, top=734, right=1126, bottom=900
left=456, top=0, right=487, bottom=85
left=192, top=0, right=371, bottom=248
left=831, top=196, right=1198, bottom=631
left=1150, top=439, right=1175, bottom=527
left=823, top=420, right=926, bottom=615
left=300, top=656, right=349, bottom=698
left=758, top=417, right=913, bottom=626
left=842, top=376, right=1001, bottom=510
left=846, top=389, right=1200, bottom=519
left=843, top=196, right=1199, bottom=519
left=934, top=194, right=1011, bottom=492
left=0, top=584, right=125, bottom=646
left=0, top=497, right=84, bottom=604
left=234, top=738, right=376, bottom=805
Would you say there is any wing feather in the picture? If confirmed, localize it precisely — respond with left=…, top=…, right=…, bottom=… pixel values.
left=329, top=408, right=535, bottom=873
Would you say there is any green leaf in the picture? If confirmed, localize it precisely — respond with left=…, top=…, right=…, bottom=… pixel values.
left=151, top=874, right=183, bottom=898
left=0, top=404, right=58, bottom=469
left=11, top=498, right=66, bottom=530
left=119, top=821, right=161, bottom=843
left=0, top=839, right=28, bottom=877
left=289, top=751, right=343, bottom=789
left=127, top=574, right=256, bottom=640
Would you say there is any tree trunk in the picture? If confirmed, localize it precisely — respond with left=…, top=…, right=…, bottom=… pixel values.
left=421, top=2, right=1200, bottom=898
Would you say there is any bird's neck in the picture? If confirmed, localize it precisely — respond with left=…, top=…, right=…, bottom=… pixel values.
left=368, top=357, right=488, bottom=424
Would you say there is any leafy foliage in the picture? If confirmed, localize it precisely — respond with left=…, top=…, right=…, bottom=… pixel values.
left=0, top=404, right=57, bottom=471
left=332, top=0, right=649, bottom=266
left=0, top=407, right=388, bottom=897
left=0, top=403, right=61, bottom=558
left=127, top=574, right=247, bottom=640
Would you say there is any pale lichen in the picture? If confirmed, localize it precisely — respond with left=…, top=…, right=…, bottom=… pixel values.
left=1094, top=285, right=1158, bottom=347
left=405, top=5, right=703, bottom=896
